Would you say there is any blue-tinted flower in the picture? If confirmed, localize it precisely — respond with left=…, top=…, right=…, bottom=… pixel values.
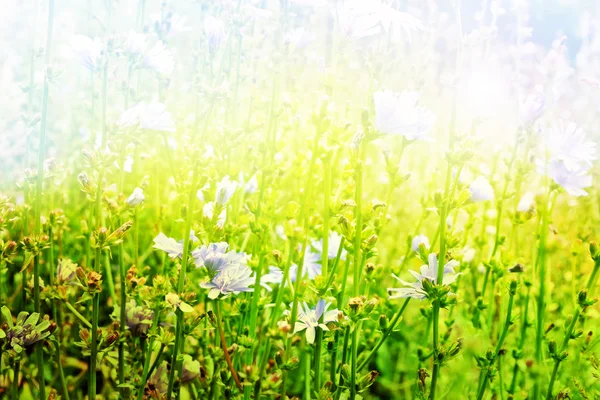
left=411, top=234, right=430, bottom=252
left=544, top=120, right=596, bottom=171
left=545, top=160, right=592, bottom=197
left=125, top=299, right=154, bottom=336
left=469, top=177, right=494, bottom=202
left=286, top=300, right=342, bottom=344
left=204, top=16, right=227, bottom=54
left=142, top=41, right=175, bottom=75
left=201, top=263, right=256, bottom=299
left=374, top=91, right=436, bottom=141
left=388, top=253, right=460, bottom=300
left=70, top=35, right=104, bottom=72
left=192, top=242, right=231, bottom=273
left=153, top=233, right=183, bottom=258
left=215, top=176, right=237, bottom=205
left=118, top=102, right=176, bottom=132
left=126, top=187, right=145, bottom=206
left=311, top=232, right=347, bottom=261
left=203, top=202, right=227, bottom=228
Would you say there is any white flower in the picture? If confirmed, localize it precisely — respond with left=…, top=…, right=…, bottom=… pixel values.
left=123, top=30, right=146, bottom=58
left=204, top=16, right=227, bottom=53
left=203, top=202, right=227, bottom=228
left=519, top=89, right=545, bottom=126
left=196, top=183, right=211, bottom=201
left=260, top=266, right=284, bottom=291
left=215, top=176, right=237, bottom=205
left=517, top=192, right=536, bottom=212
left=374, top=91, right=436, bottom=141
left=388, top=253, right=460, bottom=300
left=244, top=174, right=259, bottom=194
left=142, top=41, right=175, bottom=75
left=543, top=120, right=596, bottom=172
left=153, top=233, right=184, bottom=258
left=469, top=177, right=494, bottom=202
left=288, top=300, right=341, bottom=344
left=126, top=187, right=145, bottom=206
left=545, top=160, right=592, bottom=197
left=201, top=263, right=256, bottom=299
left=311, top=232, right=347, bottom=261
left=118, top=102, right=176, bottom=132
left=338, top=0, right=423, bottom=41
left=192, top=242, right=232, bottom=273
left=165, top=293, right=194, bottom=313
left=70, top=35, right=104, bottom=72
left=411, top=234, right=430, bottom=252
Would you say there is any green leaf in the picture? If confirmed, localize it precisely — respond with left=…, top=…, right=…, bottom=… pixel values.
left=1, top=306, right=13, bottom=328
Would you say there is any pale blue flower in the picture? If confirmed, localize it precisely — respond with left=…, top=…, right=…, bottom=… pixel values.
left=411, top=234, right=430, bottom=252
left=287, top=300, right=342, bottom=344
left=215, top=176, right=237, bottom=205
left=201, top=263, right=256, bottom=299
left=374, top=91, right=436, bottom=141
left=388, top=253, right=460, bottom=300
left=126, top=187, right=145, bottom=206
left=469, top=177, right=494, bottom=202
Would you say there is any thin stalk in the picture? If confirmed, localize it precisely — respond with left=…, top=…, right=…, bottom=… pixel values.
left=476, top=288, right=516, bottom=400
left=532, top=188, right=554, bottom=399
left=508, top=284, right=530, bottom=395
left=31, top=1, right=55, bottom=397
left=215, top=301, right=243, bottom=391
left=545, top=258, right=600, bottom=399
left=165, top=166, right=200, bottom=398
left=137, top=310, right=160, bottom=400
left=12, top=360, right=20, bottom=400
left=63, top=301, right=92, bottom=329
left=305, top=349, right=312, bottom=400
left=314, top=329, right=324, bottom=392
left=89, top=247, right=101, bottom=399
left=357, top=298, right=411, bottom=372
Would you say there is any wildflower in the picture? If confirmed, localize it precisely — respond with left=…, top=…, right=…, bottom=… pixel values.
left=215, top=176, right=237, bottom=205
left=411, top=234, right=430, bottom=252
left=126, top=187, right=145, bottom=206
left=57, top=258, right=78, bottom=284
left=244, top=174, right=259, bottom=194
left=203, top=202, right=227, bottom=228
left=286, top=300, right=342, bottom=344
left=311, top=232, right=347, bottom=261
left=543, top=120, right=597, bottom=171
left=142, top=41, right=174, bottom=75
left=545, top=160, right=592, bottom=197
left=200, top=263, right=256, bottom=299
left=373, top=91, right=436, bottom=141
left=388, top=253, right=460, bottom=300
left=338, top=0, right=423, bottom=41
left=469, top=177, right=494, bottom=202
left=261, top=266, right=285, bottom=289
left=118, top=102, right=176, bottom=132
left=519, top=89, right=545, bottom=126
left=165, top=293, right=194, bottom=313
left=125, top=299, right=154, bottom=336
left=70, top=35, right=104, bottom=72
left=192, top=242, right=234, bottom=273
left=517, top=192, right=536, bottom=212
left=153, top=233, right=184, bottom=258
left=196, top=182, right=211, bottom=201
left=181, top=354, right=201, bottom=383
left=204, top=16, right=227, bottom=54
left=1, top=307, right=53, bottom=354
left=122, top=30, right=146, bottom=58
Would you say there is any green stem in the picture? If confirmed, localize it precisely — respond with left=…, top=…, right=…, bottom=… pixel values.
left=89, top=247, right=101, bottom=399
left=358, top=298, right=411, bottom=372
left=137, top=310, right=160, bottom=400
left=215, top=301, right=243, bottom=391
left=63, top=300, right=92, bottom=329
left=545, top=258, right=600, bottom=399
left=11, top=359, right=20, bottom=400
left=476, top=288, right=516, bottom=400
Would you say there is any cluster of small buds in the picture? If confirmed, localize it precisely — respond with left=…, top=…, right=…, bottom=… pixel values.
left=93, top=221, right=133, bottom=250
left=75, top=267, right=103, bottom=294
left=0, top=240, right=18, bottom=263
left=346, top=296, right=378, bottom=322
left=126, top=265, right=147, bottom=289
left=21, top=235, right=50, bottom=255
